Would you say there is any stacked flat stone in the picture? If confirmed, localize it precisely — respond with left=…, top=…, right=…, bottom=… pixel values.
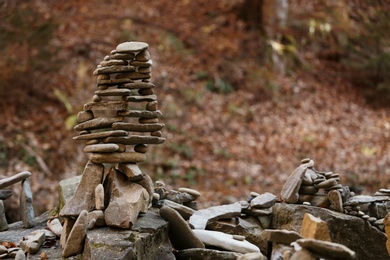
left=73, top=41, right=165, bottom=164
left=59, top=42, right=166, bottom=258
left=281, top=158, right=345, bottom=208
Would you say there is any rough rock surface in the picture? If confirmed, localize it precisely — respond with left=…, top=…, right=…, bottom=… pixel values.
left=60, top=161, right=104, bottom=216
left=84, top=208, right=174, bottom=260
left=272, top=203, right=388, bottom=260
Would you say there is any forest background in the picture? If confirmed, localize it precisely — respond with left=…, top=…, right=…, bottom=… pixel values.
left=0, top=0, right=389, bottom=222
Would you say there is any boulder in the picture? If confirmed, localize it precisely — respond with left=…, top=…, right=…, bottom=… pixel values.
left=272, top=203, right=388, bottom=260
left=104, top=168, right=149, bottom=228
left=84, top=209, right=174, bottom=260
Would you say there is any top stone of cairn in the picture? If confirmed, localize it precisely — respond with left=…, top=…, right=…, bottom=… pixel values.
left=116, top=41, right=149, bottom=53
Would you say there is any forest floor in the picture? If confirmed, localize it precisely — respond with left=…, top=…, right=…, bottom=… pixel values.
left=0, top=0, right=389, bottom=220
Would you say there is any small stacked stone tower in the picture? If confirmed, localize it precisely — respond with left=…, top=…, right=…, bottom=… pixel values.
left=60, top=41, right=165, bottom=232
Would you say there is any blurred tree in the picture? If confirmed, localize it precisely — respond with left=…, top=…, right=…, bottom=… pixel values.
left=0, top=2, right=59, bottom=107
left=239, top=0, right=290, bottom=73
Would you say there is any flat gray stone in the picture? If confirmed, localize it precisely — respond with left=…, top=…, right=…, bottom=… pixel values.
left=83, top=143, right=120, bottom=153
left=159, top=206, right=205, bottom=250
left=189, top=202, right=242, bottom=229
left=60, top=161, right=104, bottom=216
left=162, top=199, right=195, bottom=220
left=250, top=192, right=277, bottom=209
left=166, top=190, right=196, bottom=204
left=116, top=41, right=149, bottom=53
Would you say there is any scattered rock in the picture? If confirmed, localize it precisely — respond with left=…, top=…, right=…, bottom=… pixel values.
left=162, top=199, right=195, bottom=220
left=189, top=202, right=242, bottom=229
left=159, top=205, right=205, bottom=250
left=47, top=218, right=62, bottom=237
left=250, top=192, right=278, bottom=209
left=192, top=229, right=260, bottom=254
left=20, top=231, right=45, bottom=254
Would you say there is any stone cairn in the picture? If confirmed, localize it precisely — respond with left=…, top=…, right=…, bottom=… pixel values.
left=58, top=41, right=165, bottom=257
left=281, top=158, right=390, bottom=225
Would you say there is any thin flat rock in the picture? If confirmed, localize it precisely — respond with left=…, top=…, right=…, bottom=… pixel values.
left=74, top=130, right=128, bottom=140
left=189, top=202, right=242, bottom=230
left=294, top=238, right=356, bottom=260
left=89, top=152, right=146, bottom=164
left=83, top=143, right=120, bottom=153
left=118, top=110, right=162, bottom=118
left=119, top=82, right=155, bottom=89
left=112, top=122, right=164, bottom=132
left=280, top=163, right=310, bottom=204
left=116, top=41, right=149, bottom=53
left=83, top=101, right=128, bottom=111
left=95, top=89, right=131, bottom=96
left=105, top=136, right=165, bottom=145
left=0, top=171, right=31, bottom=189
left=74, top=117, right=123, bottom=131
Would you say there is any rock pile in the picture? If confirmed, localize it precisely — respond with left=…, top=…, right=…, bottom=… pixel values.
left=2, top=159, right=390, bottom=259
left=2, top=40, right=390, bottom=259
left=58, top=41, right=165, bottom=257
left=281, top=158, right=390, bottom=230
